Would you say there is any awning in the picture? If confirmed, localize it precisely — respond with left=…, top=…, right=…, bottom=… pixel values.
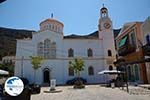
left=119, top=36, right=128, bottom=47
left=0, top=69, right=9, bottom=75
left=98, top=70, right=124, bottom=75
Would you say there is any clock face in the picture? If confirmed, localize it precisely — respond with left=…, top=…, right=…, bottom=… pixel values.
left=104, top=23, right=111, bottom=29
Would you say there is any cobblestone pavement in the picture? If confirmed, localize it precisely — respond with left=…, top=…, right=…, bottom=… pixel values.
left=31, top=85, right=150, bottom=100
left=128, top=86, right=150, bottom=95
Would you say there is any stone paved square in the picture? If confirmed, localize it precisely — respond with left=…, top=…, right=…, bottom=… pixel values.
left=31, top=85, right=150, bottom=100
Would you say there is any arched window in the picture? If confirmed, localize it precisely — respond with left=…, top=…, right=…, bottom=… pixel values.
left=134, top=64, right=140, bottom=80
left=68, top=67, right=74, bottom=76
left=38, top=40, right=56, bottom=59
left=87, top=48, right=93, bottom=57
left=55, top=26, right=57, bottom=32
left=57, top=27, right=60, bottom=32
left=51, top=42, right=56, bottom=58
left=44, top=39, right=51, bottom=48
left=44, top=25, right=46, bottom=29
left=57, top=27, right=59, bottom=32
left=3, top=59, right=6, bottom=63
left=54, top=25, right=56, bottom=31
left=88, top=66, right=94, bottom=75
left=109, top=65, right=113, bottom=70
left=9, top=60, right=12, bottom=64
left=68, top=48, right=74, bottom=57
left=52, top=25, right=54, bottom=30
left=44, top=39, right=51, bottom=42
left=37, top=42, right=44, bottom=56
left=59, top=27, right=62, bottom=32
left=108, top=50, right=112, bottom=56
left=116, top=54, right=118, bottom=59
left=49, top=24, right=51, bottom=29
left=44, top=39, right=51, bottom=58
left=146, top=35, right=150, bottom=45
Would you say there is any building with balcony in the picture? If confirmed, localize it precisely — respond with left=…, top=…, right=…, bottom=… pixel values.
left=141, top=16, right=150, bottom=83
left=115, top=22, right=148, bottom=84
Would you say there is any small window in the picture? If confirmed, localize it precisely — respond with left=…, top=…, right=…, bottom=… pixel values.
left=54, top=25, right=57, bottom=31
left=57, top=27, right=60, bottom=32
left=68, top=67, right=74, bottom=76
left=146, top=35, right=150, bottom=45
left=49, top=24, right=51, bottom=29
left=52, top=25, right=54, bottom=30
left=55, top=25, right=57, bottom=31
left=87, top=48, right=93, bottom=57
left=68, top=48, right=74, bottom=57
left=116, top=54, right=118, bottom=59
left=109, top=65, right=113, bottom=70
left=3, top=60, right=5, bottom=63
left=88, top=66, right=94, bottom=75
left=9, top=60, right=12, bottom=64
left=108, top=50, right=112, bottom=56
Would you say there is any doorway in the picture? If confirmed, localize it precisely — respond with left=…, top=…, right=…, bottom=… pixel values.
left=43, top=68, right=50, bottom=83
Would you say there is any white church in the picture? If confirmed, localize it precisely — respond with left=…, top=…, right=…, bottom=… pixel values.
left=15, top=6, right=116, bottom=85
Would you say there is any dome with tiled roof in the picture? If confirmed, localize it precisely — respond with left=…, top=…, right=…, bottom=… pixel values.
left=40, top=18, right=64, bottom=34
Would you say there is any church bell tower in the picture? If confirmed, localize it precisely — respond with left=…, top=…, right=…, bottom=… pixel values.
left=98, top=5, right=116, bottom=69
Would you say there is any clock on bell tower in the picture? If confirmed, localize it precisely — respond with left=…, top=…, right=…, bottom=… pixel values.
left=98, top=5, right=112, bottom=31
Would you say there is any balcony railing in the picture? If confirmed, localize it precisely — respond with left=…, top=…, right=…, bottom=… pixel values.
left=118, top=44, right=136, bottom=56
left=142, top=44, right=150, bottom=56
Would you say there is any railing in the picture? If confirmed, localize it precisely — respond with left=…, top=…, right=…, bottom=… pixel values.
left=118, top=44, right=136, bottom=56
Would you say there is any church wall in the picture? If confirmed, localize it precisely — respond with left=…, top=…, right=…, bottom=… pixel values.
left=99, top=31, right=116, bottom=58
left=16, top=40, right=35, bottom=57
left=15, top=58, right=108, bottom=85
left=15, top=31, right=116, bottom=85
left=63, top=39, right=103, bottom=58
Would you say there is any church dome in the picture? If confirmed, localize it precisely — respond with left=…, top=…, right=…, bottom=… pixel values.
left=39, top=18, right=64, bottom=33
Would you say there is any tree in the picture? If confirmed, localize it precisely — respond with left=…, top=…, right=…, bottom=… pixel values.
left=69, top=58, right=85, bottom=80
left=30, top=56, right=43, bottom=83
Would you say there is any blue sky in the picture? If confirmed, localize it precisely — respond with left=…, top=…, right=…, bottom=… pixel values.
left=0, top=0, right=150, bottom=35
